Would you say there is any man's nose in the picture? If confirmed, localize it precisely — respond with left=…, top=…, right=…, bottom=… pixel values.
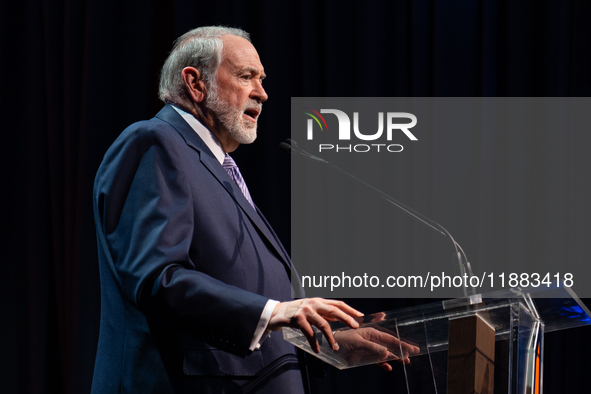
left=251, top=80, right=268, bottom=103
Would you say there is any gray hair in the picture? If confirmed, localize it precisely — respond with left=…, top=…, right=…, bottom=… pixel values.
left=158, top=26, right=250, bottom=104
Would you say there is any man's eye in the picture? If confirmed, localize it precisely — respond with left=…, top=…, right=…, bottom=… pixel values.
left=240, top=75, right=250, bottom=80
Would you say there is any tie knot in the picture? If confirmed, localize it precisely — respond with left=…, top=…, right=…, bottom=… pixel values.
left=222, top=154, right=237, bottom=170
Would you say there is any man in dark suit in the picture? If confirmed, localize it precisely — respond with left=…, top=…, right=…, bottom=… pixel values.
left=91, top=26, right=363, bottom=394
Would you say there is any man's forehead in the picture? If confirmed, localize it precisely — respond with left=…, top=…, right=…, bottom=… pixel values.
left=221, top=35, right=265, bottom=73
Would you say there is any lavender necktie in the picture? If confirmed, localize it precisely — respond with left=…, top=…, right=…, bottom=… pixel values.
left=222, top=154, right=255, bottom=209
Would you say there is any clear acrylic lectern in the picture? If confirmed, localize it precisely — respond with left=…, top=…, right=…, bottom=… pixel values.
left=283, top=286, right=590, bottom=394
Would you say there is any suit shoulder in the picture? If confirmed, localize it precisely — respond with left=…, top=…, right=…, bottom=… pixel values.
left=94, top=115, right=192, bottom=189
left=101, top=117, right=188, bottom=163
left=119, top=117, right=184, bottom=146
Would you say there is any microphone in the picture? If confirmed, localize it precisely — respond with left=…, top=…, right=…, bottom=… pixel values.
left=278, top=142, right=291, bottom=152
left=282, top=139, right=328, bottom=163
left=280, top=138, right=475, bottom=298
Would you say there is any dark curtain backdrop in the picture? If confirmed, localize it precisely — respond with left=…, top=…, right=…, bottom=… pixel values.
left=1, top=1, right=590, bottom=393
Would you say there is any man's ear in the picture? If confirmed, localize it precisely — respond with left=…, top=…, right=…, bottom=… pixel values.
left=181, top=67, right=207, bottom=103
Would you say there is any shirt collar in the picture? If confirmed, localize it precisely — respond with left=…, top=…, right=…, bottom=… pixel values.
left=171, top=105, right=226, bottom=165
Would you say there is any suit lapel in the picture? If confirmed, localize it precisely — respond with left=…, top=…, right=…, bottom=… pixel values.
left=155, top=105, right=292, bottom=270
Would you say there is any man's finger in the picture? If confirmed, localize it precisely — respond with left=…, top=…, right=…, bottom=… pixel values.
left=295, top=314, right=321, bottom=353
left=354, top=337, right=391, bottom=359
left=365, top=328, right=401, bottom=348
left=320, top=299, right=364, bottom=318
left=306, top=311, right=339, bottom=351
left=314, top=301, right=361, bottom=329
left=364, top=328, right=420, bottom=355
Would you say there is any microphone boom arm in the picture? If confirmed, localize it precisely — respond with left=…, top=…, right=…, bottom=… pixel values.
left=281, top=139, right=474, bottom=297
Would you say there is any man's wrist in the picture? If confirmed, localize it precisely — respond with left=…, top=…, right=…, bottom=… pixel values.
left=248, top=299, right=280, bottom=351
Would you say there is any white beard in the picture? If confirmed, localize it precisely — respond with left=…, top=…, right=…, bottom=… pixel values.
left=205, top=80, right=261, bottom=144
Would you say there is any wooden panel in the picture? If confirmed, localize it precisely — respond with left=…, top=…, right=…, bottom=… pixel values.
left=447, top=314, right=495, bottom=394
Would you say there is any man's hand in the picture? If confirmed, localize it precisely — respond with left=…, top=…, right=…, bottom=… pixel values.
left=333, top=327, right=421, bottom=371
left=268, top=298, right=363, bottom=353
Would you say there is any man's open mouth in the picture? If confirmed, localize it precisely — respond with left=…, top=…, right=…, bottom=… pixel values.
left=243, top=108, right=260, bottom=121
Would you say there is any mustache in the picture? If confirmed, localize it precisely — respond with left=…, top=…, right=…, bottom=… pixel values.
left=243, top=100, right=263, bottom=113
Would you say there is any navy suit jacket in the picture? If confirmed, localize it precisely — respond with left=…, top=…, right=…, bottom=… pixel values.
left=91, top=105, right=304, bottom=393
